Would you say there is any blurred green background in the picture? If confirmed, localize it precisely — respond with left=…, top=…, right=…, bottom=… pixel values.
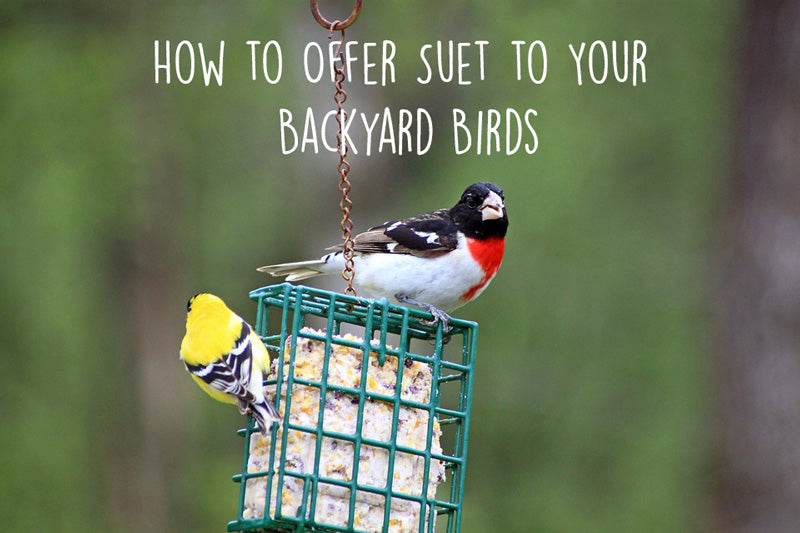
left=1, top=1, right=738, bottom=532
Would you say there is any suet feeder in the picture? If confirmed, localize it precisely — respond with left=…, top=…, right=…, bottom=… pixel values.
left=227, top=283, right=477, bottom=533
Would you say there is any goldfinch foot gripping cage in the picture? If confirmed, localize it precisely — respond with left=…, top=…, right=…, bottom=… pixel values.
left=228, top=283, right=477, bottom=533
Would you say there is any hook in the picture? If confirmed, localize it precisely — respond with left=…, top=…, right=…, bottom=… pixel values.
left=310, top=0, right=363, bottom=31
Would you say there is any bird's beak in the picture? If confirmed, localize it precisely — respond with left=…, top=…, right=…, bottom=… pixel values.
left=480, top=191, right=505, bottom=221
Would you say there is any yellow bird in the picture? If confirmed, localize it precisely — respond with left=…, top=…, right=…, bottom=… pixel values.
left=180, top=293, right=280, bottom=433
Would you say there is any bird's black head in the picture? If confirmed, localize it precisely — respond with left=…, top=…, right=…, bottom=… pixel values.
left=449, top=182, right=508, bottom=240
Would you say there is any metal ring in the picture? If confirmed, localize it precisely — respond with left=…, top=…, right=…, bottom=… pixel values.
left=310, top=0, right=363, bottom=31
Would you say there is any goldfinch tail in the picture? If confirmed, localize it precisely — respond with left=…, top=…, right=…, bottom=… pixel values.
left=251, top=399, right=281, bottom=433
left=257, top=258, right=331, bottom=282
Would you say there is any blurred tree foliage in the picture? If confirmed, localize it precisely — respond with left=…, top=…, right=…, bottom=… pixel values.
left=0, top=1, right=736, bottom=532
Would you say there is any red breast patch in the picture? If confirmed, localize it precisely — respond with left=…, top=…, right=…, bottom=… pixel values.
left=461, top=237, right=505, bottom=301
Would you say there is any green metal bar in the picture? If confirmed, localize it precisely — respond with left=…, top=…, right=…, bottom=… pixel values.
left=274, top=287, right=308, bottom=523
left=379, top=302, right=409, bottom=531
left=455, top=326, right=477, bottom=532
left=247, top=288, right=286, bottom=530
left=231, top=295, right=276, bottom=532
left=273, top=378, right=450, bottom=412
left=305, top=291, right=339, bottom=525
left=235, top=416, right=252, bottom=521
left=345, top=297, right=378, bottom=530
left=375, top=297, right=389, bottom=367
left=250, top=283, right=477, bottom=335
left=438, top=373, right=466, bottom=383
left=418, top=323, right=444, bottom=533
left=296, top=476, right=312, bottom=533
left=261, top=426, right=463, bottom=465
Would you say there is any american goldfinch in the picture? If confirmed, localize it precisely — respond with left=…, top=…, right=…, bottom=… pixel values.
left=258, top=182, right=508, bottom=328
left=180, top=293, right=280, bottom=433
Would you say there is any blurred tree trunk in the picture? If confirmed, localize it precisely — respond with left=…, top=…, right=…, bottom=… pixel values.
left=108, top=76, right=191, bottom=531
left=110, top=170, right=187, bottom=533
left=714, top=1, right=800, bottom=532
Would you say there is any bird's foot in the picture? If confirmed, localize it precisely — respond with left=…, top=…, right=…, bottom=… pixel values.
left=395, top=294, right=453, bottom=334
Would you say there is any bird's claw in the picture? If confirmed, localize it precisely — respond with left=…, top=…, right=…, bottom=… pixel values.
left=395, top=293, right=453, bottom=334
left=420, top=309, right=453, bottom=333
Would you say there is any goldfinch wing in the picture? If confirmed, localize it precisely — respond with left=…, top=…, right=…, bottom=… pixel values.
left=249, top=329, right=271, bottom=373
left=184, top=323, right=258, bottom=403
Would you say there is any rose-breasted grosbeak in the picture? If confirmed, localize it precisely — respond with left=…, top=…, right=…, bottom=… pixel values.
left=258, top=182, right=508, bottom=329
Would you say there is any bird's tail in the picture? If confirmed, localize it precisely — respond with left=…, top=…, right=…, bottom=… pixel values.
left=257, top=258, right=332, bottom=282
left=250, top=399, right=281, bottom=433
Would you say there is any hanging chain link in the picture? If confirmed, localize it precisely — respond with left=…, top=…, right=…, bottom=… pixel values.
left=330, top=26, right=356, bottom=296
left=311, top=0, right=363, bottom=31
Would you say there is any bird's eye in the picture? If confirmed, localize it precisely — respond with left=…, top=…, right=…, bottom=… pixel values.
left=466, top=197, right=479, bottom=209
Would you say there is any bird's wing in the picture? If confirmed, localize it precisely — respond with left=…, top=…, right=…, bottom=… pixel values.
left=184, top=322, right=258, bottom=403
left=249, top=329, right=271, bottom=374
left=330, top=209, right=459, bottom=258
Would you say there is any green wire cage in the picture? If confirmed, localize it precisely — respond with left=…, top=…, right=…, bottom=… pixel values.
left=227, top=283, right=478, bottom=533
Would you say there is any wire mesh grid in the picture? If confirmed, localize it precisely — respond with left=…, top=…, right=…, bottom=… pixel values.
left=227, top=283, right=477, bottom=533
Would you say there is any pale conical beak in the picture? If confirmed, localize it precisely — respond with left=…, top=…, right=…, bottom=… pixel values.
left=480, top=191, right=505, bottom=221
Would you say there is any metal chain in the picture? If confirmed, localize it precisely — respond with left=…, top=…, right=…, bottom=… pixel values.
left=330, top=26, right=356, bottom=296
left=311, top=0, right=363, bottom=31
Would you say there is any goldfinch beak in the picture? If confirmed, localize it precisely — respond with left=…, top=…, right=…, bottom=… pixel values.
left=480, top=191, right=505, bottom=221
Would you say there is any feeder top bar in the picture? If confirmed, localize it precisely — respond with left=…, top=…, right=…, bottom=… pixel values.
left=249, top=283, right=477, bottom=338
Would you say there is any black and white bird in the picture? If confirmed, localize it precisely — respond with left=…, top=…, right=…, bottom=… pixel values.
left=258, top=182, right=508, bottom=328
